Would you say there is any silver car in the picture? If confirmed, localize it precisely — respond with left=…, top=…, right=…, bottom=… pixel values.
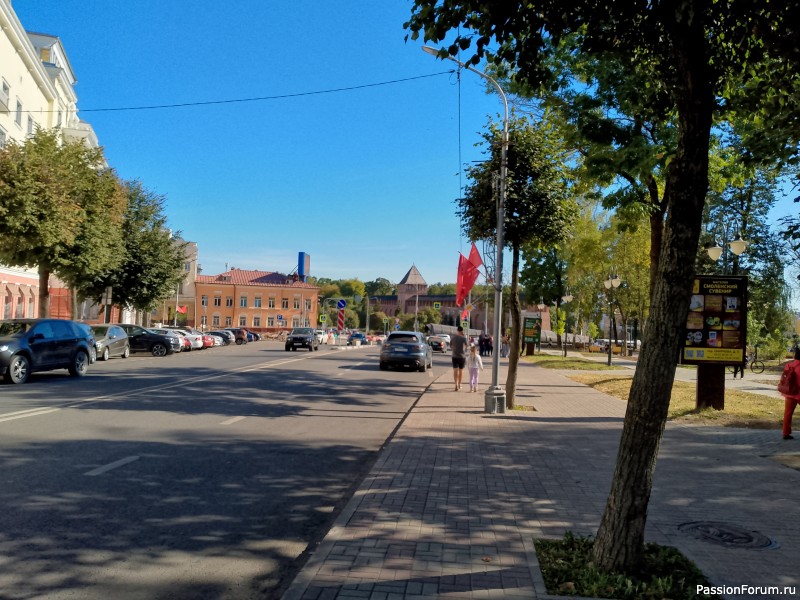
left=379, top=331, right=433, bottom=372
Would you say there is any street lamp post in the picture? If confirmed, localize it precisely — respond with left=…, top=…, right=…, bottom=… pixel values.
left=423, top=45, right=509, bottom=413
left=604, top=275, right=622, bottom=366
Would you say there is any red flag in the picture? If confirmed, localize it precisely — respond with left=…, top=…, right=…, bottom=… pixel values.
left=176, top=305, right=188, bottom=314
left=468, top=242, right=483, bottom=270
left=456, top=253, right=480, bottom=306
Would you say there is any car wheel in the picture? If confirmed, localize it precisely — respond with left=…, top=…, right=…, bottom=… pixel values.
left=151, top=343, right=167, bottom=357
left=89, top=346, right=97, bottom=363
left=418, top=361, right=427, bottom=373
left=122, top=345, right=130, bottom=358
left=379, top=362, right=388, bottom=371
left=101, top=347, right=110, bottom=361
left=285, top=345, right=291, bottom=352
left=4, top=354, right=30, bottom=384
left=69, top=350, right=89, bottom=377
left=291, top=347, right=296, bottom=351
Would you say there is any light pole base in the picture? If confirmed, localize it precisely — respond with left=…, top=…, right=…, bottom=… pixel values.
left=484, top=386, right=506, bottom=414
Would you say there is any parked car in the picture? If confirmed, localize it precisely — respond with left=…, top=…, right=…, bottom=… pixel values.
left=427, top=336, right=448, bottom=353
left=76, top=322, right=98, bottom=363
left=91, top=324, right=130, bottom=360
left=208, top=330, right=235, bottom=345
left=167, top=327, right=204, bottom=350
left=116, top=324, right=181, bottom=356
left=315, top=329, right=326, bottom=344
left=285, top=327, right=319, bottom=352
left=348, top=332, right=369, bottom=346
left=437, top=334, right=451, bottom=347
left=224, top=328, right=249, bottom=345
left=148, top=328, right=187, bottom=352
left=379, top=331, right=433, bottom=372
left=0, top=318, right=92, bottom=384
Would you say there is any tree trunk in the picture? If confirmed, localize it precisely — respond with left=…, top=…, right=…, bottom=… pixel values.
left=648, top=176, right=665, bottom=302
left=505, top=244, right=522, bottom=409
left=38, top=265, right=51, bottom=318
left=592, top=6, right=714, bottom=573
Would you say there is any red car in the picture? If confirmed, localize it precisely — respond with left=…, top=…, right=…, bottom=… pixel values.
left=202, top=335, right=215, bottom=348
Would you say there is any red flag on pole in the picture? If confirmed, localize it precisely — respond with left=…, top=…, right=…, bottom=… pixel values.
left=176, top=305, right=188, bottom=314
left=468, top=242, right=483, bottom=270
left=456, top=253, right=480, bottom=306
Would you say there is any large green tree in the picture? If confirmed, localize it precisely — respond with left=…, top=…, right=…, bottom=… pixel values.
left=460, top=115, right=574, bottom=407
left=406, top=0, right=800, bottom=573
left=80, top=181, right=185, bottom=313
left=0, top=129, right=124, bottom=317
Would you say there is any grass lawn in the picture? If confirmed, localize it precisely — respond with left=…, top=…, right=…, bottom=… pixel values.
left=521, top=353, right=785, bottom=429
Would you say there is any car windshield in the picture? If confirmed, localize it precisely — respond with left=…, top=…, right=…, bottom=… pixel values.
left=388, top=334, right=419, bottom=344
left=92, top=326, right=109, bottom=336
left=0, top=322, right=30, bottom=336
left=292, top=328, right=313, bottom=335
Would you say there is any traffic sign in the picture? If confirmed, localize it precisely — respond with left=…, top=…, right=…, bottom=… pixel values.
left=433, top=302, right=441, bottom=309
left=383, top=318, right=389, bottom=324
left=461, top=320, right=468, bottom=328
left=319, top=314, right=327, bottom=322
left=337, top=299, right=347, bottom=309
left=277, top=314, right=283, bottom=321
left=337, top=308, right=345, bottom=330
left=394, top=324, right=400, bottom=330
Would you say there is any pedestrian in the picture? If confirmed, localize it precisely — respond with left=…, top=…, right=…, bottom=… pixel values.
left=779, top=347, right=800, bottom=440
left=501, top=334, right=510, bottom=358
left=450, top=326, right=468, bottom=391
left=466, top=344, right=484, bottom=392
left=487, top=335, right=494, bottom=357
left=732, top=361, right=745, bottom=379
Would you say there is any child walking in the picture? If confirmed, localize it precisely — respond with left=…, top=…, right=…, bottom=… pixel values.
left=466, top=344, right=484, bottom=392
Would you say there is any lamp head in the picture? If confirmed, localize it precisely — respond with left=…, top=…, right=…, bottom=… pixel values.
left=422, top=45, right=441, bottom=57
left=706, top=242, right=723, bottom=261
left=729, top=235, right=749, bottom=256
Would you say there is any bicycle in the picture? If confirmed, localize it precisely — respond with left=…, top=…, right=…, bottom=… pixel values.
left=726, top=353, right=765, bottom=375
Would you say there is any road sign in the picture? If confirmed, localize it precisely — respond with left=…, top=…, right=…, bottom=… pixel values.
left=337, top=299, right=347, bottom=309
left=383, top=318, right=389, bottom=324
left=461, top=320, right=469, bottom=328
left=433, top=302, right=441, bottom=309
left=394, top=324, right=400, bottom=330
left=466, top=303, right=473, bottom=311
left=319, top=315, right=327, bottom=322
left=277, top=314, right=283, bottom=321
left=337, top=308, right=345, bottom=331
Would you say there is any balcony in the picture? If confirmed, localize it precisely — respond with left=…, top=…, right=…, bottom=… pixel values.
left=62, top=121, right=99, bottom=148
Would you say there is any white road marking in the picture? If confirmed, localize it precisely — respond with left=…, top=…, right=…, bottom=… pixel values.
left=220, top=416, right=246, bottom=425
left=84, top=455, right=140, bottom=476
left=0, top=408, right=61, bottom=423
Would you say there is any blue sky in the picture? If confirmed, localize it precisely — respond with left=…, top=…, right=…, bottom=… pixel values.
left=15, top=1, right=501, bottom=286
left=14, top=2, right=798, bottom=290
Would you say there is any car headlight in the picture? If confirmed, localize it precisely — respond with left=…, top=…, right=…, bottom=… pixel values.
left=0, top=345, right=8, bottom=352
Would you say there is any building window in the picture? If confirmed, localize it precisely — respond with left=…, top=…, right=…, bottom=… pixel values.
left=225, top=316, right=232, bottom=327
left=213, top=296, right=221, bottom=307
left=200, top=315, right=207, bottom=327
left=254, top=296, right=262, bottom=308
left=267, top=316, right=274, bottom=327
left=293, top=298, right=300, bottom=309
left=240, top=295, right=247, bottom=308
left=57, top=110, right=62, bottom=126
left=0, top=79, right=9, bottom=109
left=28, top=296, right=35, bottom=318
left=0, top=126, right=6, bottom=148
left=201, top=295, right=208, bottom=306
left=292, top=317, right=300, bottom=328
left=281, top=298, right=289, bottom=309
left=238, top=315, right=246, bottom=326
left=27, top=116, right=34, bottom=136
left=226, top=296, right=233, bottom=307
left=305, top=299, right=312, bottom=311
left=15, top=293, right=24, bottom=318
left=253, top=316, right=261, bottom=327
left=212, top=314, right=220, bottom=326
left=184, top=261, right=191, bottom=272
left=15, top=100, right=22, bottom=126
left=268, top=297, right=275, bottom=308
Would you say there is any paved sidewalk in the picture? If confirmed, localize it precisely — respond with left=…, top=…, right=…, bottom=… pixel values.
left=282, top=360, right=800, bottom=599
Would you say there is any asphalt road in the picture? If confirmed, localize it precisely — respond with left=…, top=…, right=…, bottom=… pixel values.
left=0, top=341, right=443, bottom=599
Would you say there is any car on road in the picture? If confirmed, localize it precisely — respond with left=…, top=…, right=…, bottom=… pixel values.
left=148, top=328, right=187, bottom=352
left=116, top=324, right=181, bottom=356
left=315, top=329, right=326, bottom=344
left=91, top=324, right=130, bottom=360
left=379, top=331, right=433, bottom=372
left=224, top=328, right=249, bottom=345
left=347, top=332, right=369, bottom=346
left=0, top=318, right=92, bottom=384
left=437, top=333, right=451, bottom=347
left=285, top=327, right=319, bottom=352
left=427, top=336, right=448, bottom=353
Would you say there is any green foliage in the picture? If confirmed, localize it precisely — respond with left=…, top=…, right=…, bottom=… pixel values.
left=428, top=282, right=457, bottom=295
left=535, top=533, right=721, bottom=599
left=339, top=279, right=366, bottom=300
left=80, top=181, right=184, bottom=311
left=0, top=129, right=126, bottom=310
left=365, top=278, right=395, bottom=296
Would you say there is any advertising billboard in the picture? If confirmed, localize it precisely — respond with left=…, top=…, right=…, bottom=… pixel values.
left=523, top=316, right=542, bottom=344
left=682, top=276, right=747, bottom=365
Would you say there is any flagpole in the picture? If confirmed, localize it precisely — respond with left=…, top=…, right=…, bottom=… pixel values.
left=174, top=285, right=179, bottom=327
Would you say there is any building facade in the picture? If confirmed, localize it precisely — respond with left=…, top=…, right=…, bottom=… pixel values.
left=1, top=0, right=99, bottom=317
left=195, top=269, right=319, bottom=332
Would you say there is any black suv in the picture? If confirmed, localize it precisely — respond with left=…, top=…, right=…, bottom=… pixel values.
left=285, top=327, right=319, bottom=352
left=114, top=324, right=181, bottom=356
left=0, top=319, right=92, bottom=384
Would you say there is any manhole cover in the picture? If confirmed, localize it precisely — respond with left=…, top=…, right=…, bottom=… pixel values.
left=678, top=521, right=777, bottom=549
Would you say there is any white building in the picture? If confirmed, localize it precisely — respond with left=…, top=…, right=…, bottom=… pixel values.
left=1, top=0, right=98, bottom=317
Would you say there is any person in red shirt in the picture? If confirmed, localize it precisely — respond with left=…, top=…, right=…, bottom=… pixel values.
left=781, top=347, right=800, bottom=440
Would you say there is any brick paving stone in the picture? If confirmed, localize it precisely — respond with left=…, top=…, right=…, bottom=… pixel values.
left=282, top=361, right=800, bottom=600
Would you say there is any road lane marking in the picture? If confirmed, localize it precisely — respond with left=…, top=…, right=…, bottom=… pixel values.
left=84, top=455, right=140, bottom=476
left=220, top=416, right=246, bottom=425
left=0, top=408, right=61, bottom=423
